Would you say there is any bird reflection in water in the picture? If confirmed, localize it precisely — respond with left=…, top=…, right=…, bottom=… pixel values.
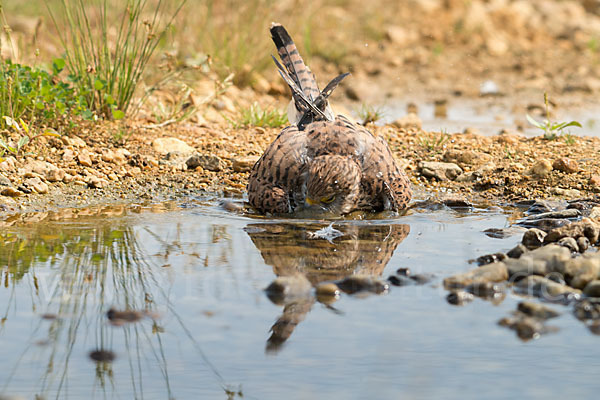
left=245, top=222, right=410, bottom=353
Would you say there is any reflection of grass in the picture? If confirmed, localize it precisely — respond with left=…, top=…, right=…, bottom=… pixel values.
left=0, top=205, right=238, bottom=398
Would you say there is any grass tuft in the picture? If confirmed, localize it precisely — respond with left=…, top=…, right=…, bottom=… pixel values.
left=526, top=93, right=582, bottom=140
left=232, top=102, right=287, bottom=128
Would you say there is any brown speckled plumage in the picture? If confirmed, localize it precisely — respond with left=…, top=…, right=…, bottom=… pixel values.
left=247, top=24, right=412, bottom=215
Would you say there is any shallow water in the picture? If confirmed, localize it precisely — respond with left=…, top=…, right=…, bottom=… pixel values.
left=0, top=198, right=599, bottom=399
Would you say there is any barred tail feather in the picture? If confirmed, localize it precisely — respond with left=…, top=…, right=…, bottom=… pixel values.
left=270, top=23, right=320, bottom=101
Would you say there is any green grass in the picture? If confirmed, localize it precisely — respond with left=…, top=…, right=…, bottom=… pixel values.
left=232, top=102, right=287, bottom=128
left=46, top=0, right=186, bottom=120
left=417, top=130, right=450, bottom=152
left=357, top=103, right=385, bottom=125
left=526, top=93, right=582, bottom=140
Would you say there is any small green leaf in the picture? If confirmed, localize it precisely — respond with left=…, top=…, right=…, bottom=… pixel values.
left=52, top=58, right=66, bottom=74
left=82, top=110, right=94, bottom=120
left=526, top=114, right=544, bottom=130
left=18, top=136, right=29, bottom=148
left=112, top=109, right=125, bottom=120
left=94, top=78, right=105, bottom=90
left=18, top=118, right=29, bottom=134
left=43, top=128, right=61, bottom=137
left=562, top=121, right=582, bottom=129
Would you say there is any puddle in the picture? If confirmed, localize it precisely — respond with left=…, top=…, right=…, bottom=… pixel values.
left=1, top=199, right=599, bottom=399
left=380, top=97, right=600, bottom=137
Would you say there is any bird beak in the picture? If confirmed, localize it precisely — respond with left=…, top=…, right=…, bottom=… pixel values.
left=305, top=197, right=317, bottom=206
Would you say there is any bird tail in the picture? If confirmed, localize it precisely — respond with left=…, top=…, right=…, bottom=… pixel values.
left=270, top=23, right=320, bottom=102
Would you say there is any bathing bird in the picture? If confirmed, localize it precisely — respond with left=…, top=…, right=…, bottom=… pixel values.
left=247, top=23, right=411, bottom=215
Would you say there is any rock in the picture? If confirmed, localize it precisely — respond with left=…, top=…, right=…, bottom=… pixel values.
left=232, top=156, right=259, bottom=172
left=152, top=137, right=195, bottom=155
left=89, top=349, right=116, bottom=363
left=397, top=267, right=411, bottom=276
left=0, top=156, right=16, bottom=171
left=465, top=281, right=504, bottom=299
left=388, top=275, right=413, bottom=286
left=264, top=274, right=312, bottom=304
left=480, top=80, right=500, bottom=96
left=574, top=298, right=600, bottom=320
left=544, top=219, right=599, bottom=244
left=88, top=176, right=109, bottom=189
left=517, top=218, right=571, bottom=231
left=443, top=262, right=508, bottom=289
left=528, top=159, right=553, bottom=178
left=0, top=173, right=10, bottom=186
left=507, top=244, right=528, bottom=259
left=589, top=174, right=600, bottom=187
left=23, top=160, right=65, bottom=182
left=515, top=275, right=581, bottom=299
left=446, top=291, right=474, bottom=306
left=577, top=236, right=590, bottom=253
left=517, top=301, right=560, bottom=320
left=557, top=237, right=579, bottom=252
left=475, top=253, right=506, bottom=266
left=498, top=314, right=557, bottom=341
left=418, top=161, right=462, bottom=181
left=24, top=177, right=48, bottom=194
left=583, top=280, right=600, bottom=297
left=409, top=273, right=434, bottom=285
left=1, top=187, right=23, bottom=197
left=385, top=25, right=416, bottom=46
left=101, top=150, right=115, bottom=163
left=522, top=228, right=547, bottom=249
left=220, top=200, right=244, bottom=212
left=560, top=255, right=600, bottom=289
left=113, top=148, right=130, bottom=164
left=335, top=275, right=389, bottom=294
left=483, top=227, right=520, bottom=239
left=552, top=157, right=579, bottom=173
left=443, top=149, right=491, bottom=167
left=69, top=136, right=87, bottom=148
left=62, top=148, right=75, bottom=162
left=391, top=113, right=422, bottom=130
left=77, top=151, right=93, bottom=167
left=526, top=209, right=581, bottom=221
left=505, top=244, right=570, bottom=277
left=186, top=154, right=224, bottom=172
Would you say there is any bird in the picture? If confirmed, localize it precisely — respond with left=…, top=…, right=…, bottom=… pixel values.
left=247, top=23, right=412, bottom=215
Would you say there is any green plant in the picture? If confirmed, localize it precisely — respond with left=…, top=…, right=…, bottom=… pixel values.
left=417, top=130, right=450, bottom=152
left=46, top=0, right=186, bottom=120
left=562, top=133, right=577, bottom=146
left=357, top=103, right=385, bottom=125
left=526, top=93, right=582, bottom=140
left=232, top=102, right=287, bottom=128
left=0, top=116, right=59, bottom=160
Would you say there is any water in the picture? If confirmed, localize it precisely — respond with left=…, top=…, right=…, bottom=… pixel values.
left=1, top=199, right=599, bottom=399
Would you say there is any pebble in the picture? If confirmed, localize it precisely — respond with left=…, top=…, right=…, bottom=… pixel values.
left=89, top=349, right=116, bottom=362
left=544, top=219, right=599, bottom=245
left=528, top=159, right=553, bottom=178
left=517, top=301, right=560, bottom=319
left=589, top=174, right=600, bottom=187
left=526, top=209, right=581, bottom=220
left=22, top=160, right=65, bottom=182
left=522, top=228, right=547, bottom=249
left=577, top=236, right=590, bottom=252
left=465, top=281, right=504, bottom=298
left=220, top=200, right=244, bottom=212
left=515, top=275, right=581, bottom=300
left=446, top=291, right=474, bottom=306
left=107, top=307, right=143, bottom=325
left=24, top=177, right=48, bottom=194
left=232, top=156, right=259, bottom=172
left=418, top=161, right=463, bottom=181
left=410, top=273, right=434, bottom=284
left=517, top=218, right=571, bottom=231
left=388, top=275, right=412, bottom=286
left=315, top=282, right=341, bottom=298
left=396, top=267, right=411, bottom=276
left=480, top=80, right=500, bottom=96
left=0, top=173, right=11, bottom=186
left=552, top=157, right=579, bottom=173
left=443, top=262, right=508, bottom=289
left=335, top=275, right=389, bottom=295
left=507, top=244, right=528, bottom=259
left=557, top=237, right=579, bottom=252
left=186, top=154, right=224, bottom=172
left=152, top=137, right=195, bottom=155
left=475, top=253, right=506, bottom=266
left=498, top=314, right=556, bottom=341
left=505, top=244, right=570, bottom=277
left=77, top=151, right=93, bottom=167
left=443, top=149, right=491, bottom=167
left=0, top=187, right=23, bottom=197
left=560, top=255, right=600, bottom=289
left=573, top=298, right=600, bottom=320
left=583, top=280, right=600, bottom=297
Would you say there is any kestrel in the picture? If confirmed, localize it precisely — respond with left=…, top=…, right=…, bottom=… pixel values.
left=247, top=23, right=412, bottom=215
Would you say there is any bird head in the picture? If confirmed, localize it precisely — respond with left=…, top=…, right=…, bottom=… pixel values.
left=305, top=155, right=361, bottom=214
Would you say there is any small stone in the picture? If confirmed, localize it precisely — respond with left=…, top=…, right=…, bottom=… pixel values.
left=475, top=253, right=506, bottom=266
left=557, top=237, right=579, bottom=252
left=388, top=275, right=412, bottom=286
left=77, top=151, right=93, bottom=167
left=396, top=267, right=411, bottom=276
left=577, top=236, right=590, bottom=253
left=574, top=299, right=600, bottom=320
left=443, top=149, right=492, bottom=167
left=552, top=157, right=579, bottom=173
left=528, top=159, right=553, bottom=178
left=409, top=273, right=433, bottom=284
left=0, top=173, right=10, bottom=186
left=88, top=176, right=108, bottom=189
left=418, top=161, right=462, bottom=181
left=465, top=281, right=504, bottom=298
left=220, top=200, right=244, bottom=212
left=113, top=148, right=130, bottom=164
left=152, top=137, right=195, bottom=155
left=522, top=228, right=547, bottom=249
left=24, top=177, right=48, bottom=194
left=446, top=291, right=474, bottom=306
left=335, top=275, right=389, bottom=295
left=391, top=113, right=422, bottom=130
left=480, top=80, right=500, bottom=96
left=186, top=154, right=224, bottom=172
left=561, top=255, right=600, bottom=289
left=89, top=349, right=116, bottom=363
left=0, top=156, right=16, bottom=171
left=583, top=280, right=600, bottom=297
left=443, top=262, right=508, bottom=289
left=515, top=275, right=581, bottom=299
left=63, top=173, right=74, bottom=183
left=544, top=219, right=599, bottom=244
left=23, top=160, right=65, bottom=182
left=232, top=156, right=259, bottom=172
left=507, top=244, right=528, bottom=259
left=101, top=149, right=115, bottom=163
left=1, top=187, right=23, bottom=197
left=69, top=136, right=87, bottom=148
left=505, top=244, right=570, bottom=277
left=63, top=148, right=75, bottom=162
left=517, top=301, right=560, bottom=319
left=589, top=174, right=600, bottom=187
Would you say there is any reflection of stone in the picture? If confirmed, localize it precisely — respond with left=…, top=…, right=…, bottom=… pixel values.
left=247, top=222, right=409, bottom=353
left=246, top=222, right=410, bottom=284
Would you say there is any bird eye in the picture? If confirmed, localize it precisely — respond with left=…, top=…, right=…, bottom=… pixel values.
left=321, top=195, right=335, bottom=204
